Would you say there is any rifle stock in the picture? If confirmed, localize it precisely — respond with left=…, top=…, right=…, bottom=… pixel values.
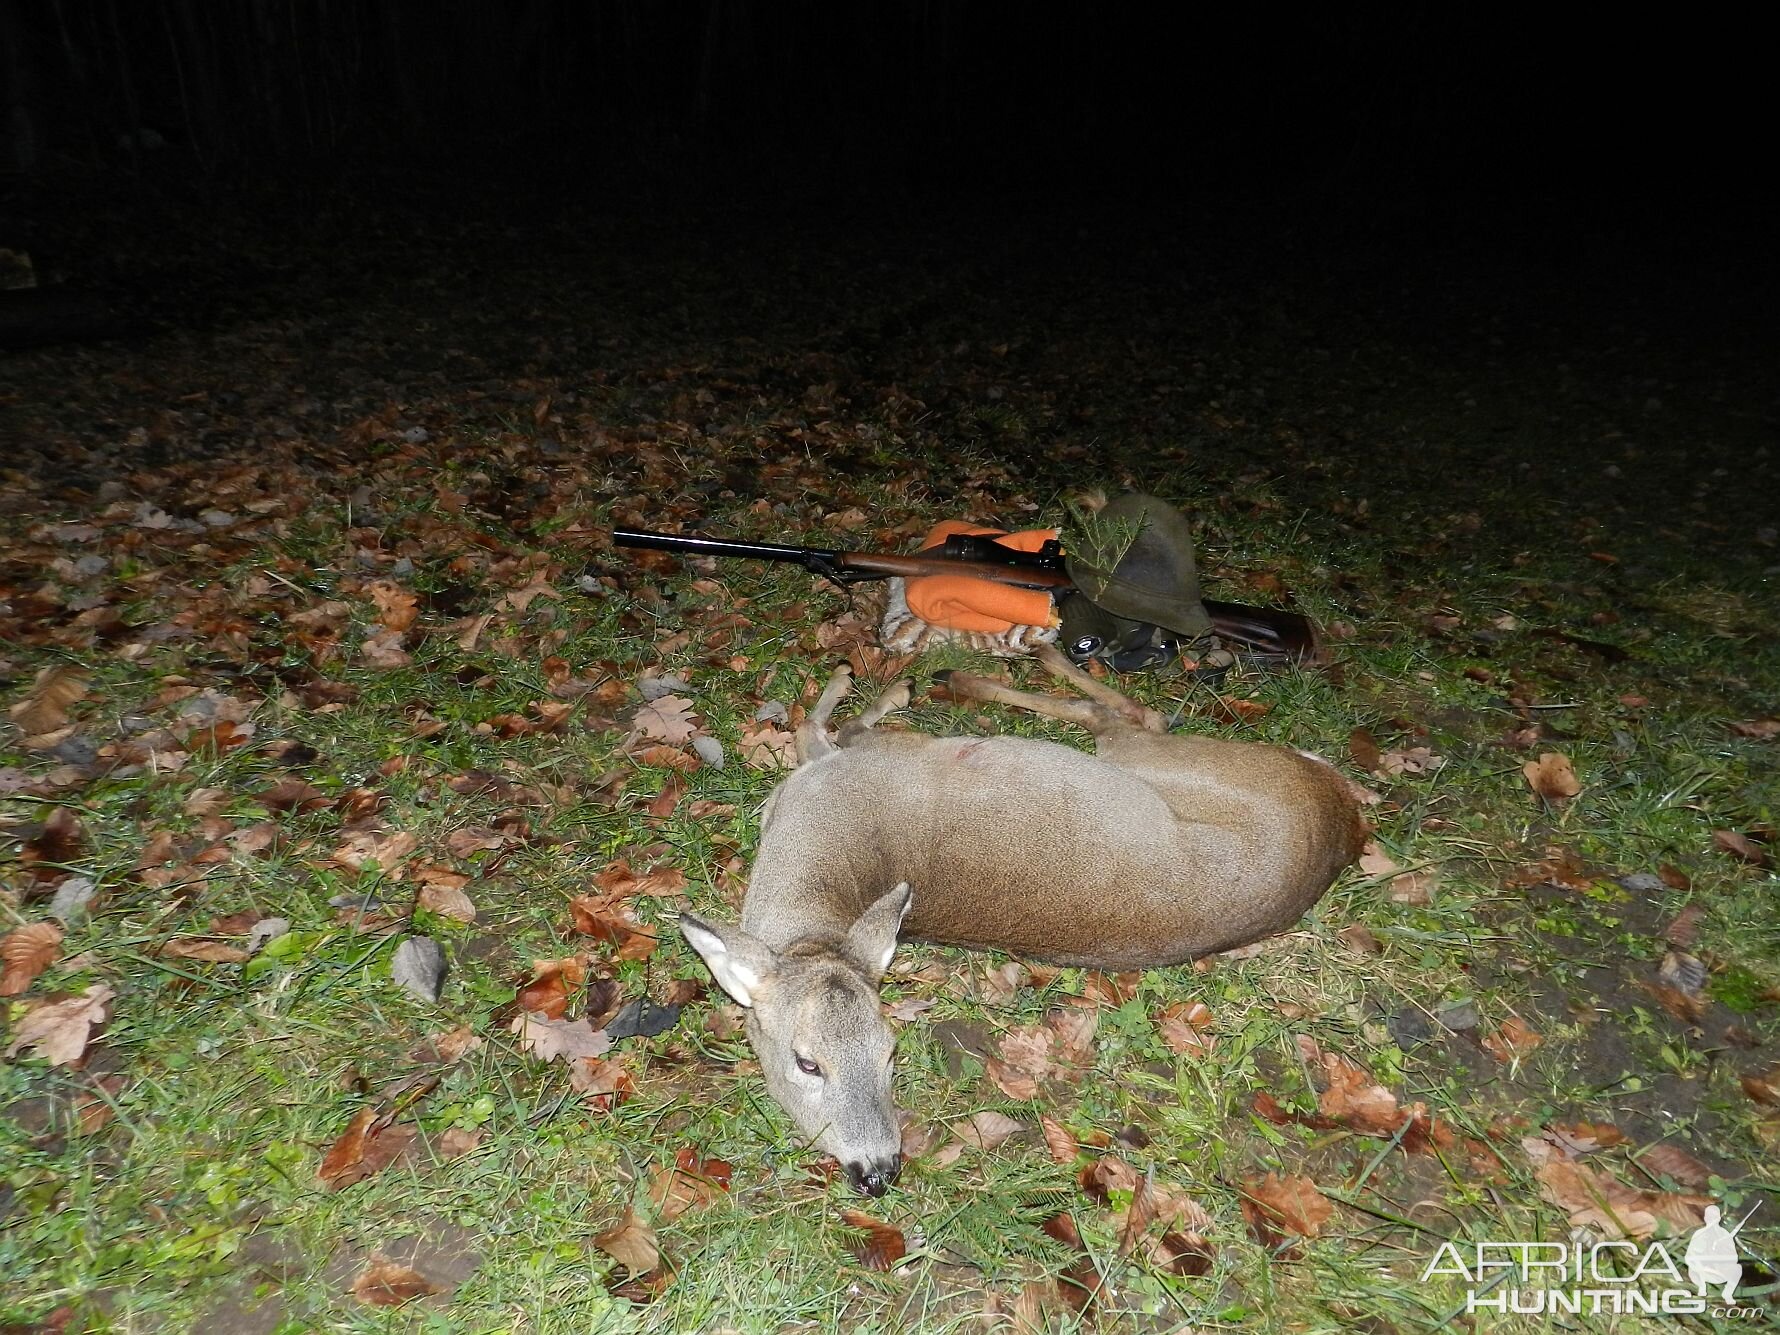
left=611, top=528, right=1323, bottom=665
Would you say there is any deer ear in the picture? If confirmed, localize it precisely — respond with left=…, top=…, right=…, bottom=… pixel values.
left=845, top=882, right=913, bottom=980
left=679, top=913, right=774, bottom=1008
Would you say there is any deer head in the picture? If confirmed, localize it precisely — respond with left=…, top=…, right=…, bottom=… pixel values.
left=679, top=883, right=912, bottom=1196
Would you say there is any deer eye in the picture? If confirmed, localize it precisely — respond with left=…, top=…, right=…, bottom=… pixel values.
left=795, top=1055, right=822, bottom=1077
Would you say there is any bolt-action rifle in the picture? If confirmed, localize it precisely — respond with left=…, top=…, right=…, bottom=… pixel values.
left=612, top=528, right=1322, bottom=666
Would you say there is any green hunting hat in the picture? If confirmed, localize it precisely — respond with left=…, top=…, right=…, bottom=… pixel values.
left=1059, top=494, right=1213, bottom=663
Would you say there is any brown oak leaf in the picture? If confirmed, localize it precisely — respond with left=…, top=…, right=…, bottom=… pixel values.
left=633, top=695, right=698, bottom=745
left=509, top=1012, right=611, bottom=1064
left=0, top=921, right=64, bottom=996
left=4, top=983, right=113, bottom=1065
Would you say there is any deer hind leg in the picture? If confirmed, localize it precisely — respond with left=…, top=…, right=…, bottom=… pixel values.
left=1032, top=644, right=1166, bottom=732
left=795, top=663, right=857, bottom=764
left=837, top=677, right=913, bottom=746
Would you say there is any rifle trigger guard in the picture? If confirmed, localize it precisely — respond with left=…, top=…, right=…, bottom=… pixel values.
left=805, top=554, right=872, bottom=586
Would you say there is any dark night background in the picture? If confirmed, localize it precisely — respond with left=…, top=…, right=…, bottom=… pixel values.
left=1, top=3, right=1775, bottom=549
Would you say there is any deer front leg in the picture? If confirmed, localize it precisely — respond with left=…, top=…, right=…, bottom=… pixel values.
left=837, top=678, right=913, bottom=746
left=1032, top=644, right=1165, bottom=732
left=795, top=663, right=856, bottom=764
left=939, top=669, right=1120, bottom=733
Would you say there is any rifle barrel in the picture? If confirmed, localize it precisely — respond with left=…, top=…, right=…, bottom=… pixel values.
left=612, top=528, right=841, bottom=566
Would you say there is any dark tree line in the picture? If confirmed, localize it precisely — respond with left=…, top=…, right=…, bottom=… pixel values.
left=3, top=1, right=994, bottom=180
left=1, top=2, right=1760, bottom=223
left=4, top=2, right=1453, bottom=195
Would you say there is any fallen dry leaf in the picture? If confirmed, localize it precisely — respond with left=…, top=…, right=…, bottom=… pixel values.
left=351, top=1256, right=444, bottom=1306
left=1316, top=1058, right=1406, bottom=1138
left=978, top=959, right=1028, bottom=1004
left=1045, top=1008, right=1098, bottom=1069
left=1348, top=726, right=1382, bottom=771
left=568, top=896, right=660, bottom=960
left=1739, top=1068, right=1780, bottom=1107
left=1542, top=1121, right=1630, bottom=1156
left=334, top=786, right=386, bottom=823
left=1213, top=694, right=1271, bottom=723
left=415, top=867, right=477, bottom=922
left=1389, top=868, right=1438, bottom=905
left=0, top=921, right=64, bottom=996
left=648, top=1146, right=734, bottom=1220
left=1155, top=1001, right=1214, bottom=1057
left=9, top=665, right=90, bottom=736
left=438, top=1127, right=483, bottom=1158
left=514, top=956, right=587, bottom=1019
left=1637, top=977, right=1707, bottom=1024
left=318, top=1109, right=418, bottom=1191
left=424, top=1024, right=484, bottom=1064
left=1357, top=840, right=1400, bottom=877
left=1662, top=903, right=1703, bottom=948
left=592, top=859, right=688, bottom=900
left=569, top=1055, right=635, bottom=1111
left=899, top=1116, right=947, bottom=1162
left=1241, top=1172, right=1333, bottom=1241
left=1148, top=1228, right=1216, bottom=1277
left=509, top=1012, right=612, bottom=1064
left=366, top=581, right=420, bottom=632
left=885, top=995, right=936, bottom=1023
left=4, top=983, right=113, bottom=1065
left=358, top=630, right=412, bottom=669
left=228, top=822, right=278, bottom=857
left=1523, top=751, right=1582, bottom=804
left=21, top=807, right=87, bottom=880
left=738, top=721, right=796, bottom=769
left=1729, top=718, right=1780, bottom=740
left=593, top=1206, right=660, bottom=1276
left=501, top=569, right=559, bottom=613
left=445, top=826, right=510, bottom=859
left=1376, top=746, right=1443, bottom=777
left=1524, top=1137, right=1707, bottom=1239
left=1638, top=1142, right=1716, bottom=1189
left=1267, top=1037, right=1457, bottom=1152
left=181, top=786, right=229, bottom=817
left=1079, top=970, right=1139, bottom=1006
left=331, top=828, right=418, bottom=873
left=161, top=937, right=252, bottom=963
left=1078, top=1154, right=1215, bottom=1244
left=633, top=695, right=698, bottom=745
left=1712, top=829, right=1770, bottom=866
left=954, top=1110, right=1024, bottom=1151
left=985, top=1025, right=1054, bottom=1099
left=1482, top=1015, right=1543, bottom=1063
left=1040, top=1114, right=1080, bottom=1165
left=72, top=1073, right=127, bottom=1136
left=840, top=1209, right=907, bottom=1271
left=1657, top=949, right=1706, bottom=998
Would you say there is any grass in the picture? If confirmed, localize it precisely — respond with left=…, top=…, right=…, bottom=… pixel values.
left=3, top=209, right=1779, bottom=1332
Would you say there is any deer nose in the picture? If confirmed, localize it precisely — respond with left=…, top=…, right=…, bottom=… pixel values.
left=849, top=1154, right=902, bottom=1197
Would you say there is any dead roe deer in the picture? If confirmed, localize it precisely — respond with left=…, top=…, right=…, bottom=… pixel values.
left=680, top=646, right=1364, bottom=1195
